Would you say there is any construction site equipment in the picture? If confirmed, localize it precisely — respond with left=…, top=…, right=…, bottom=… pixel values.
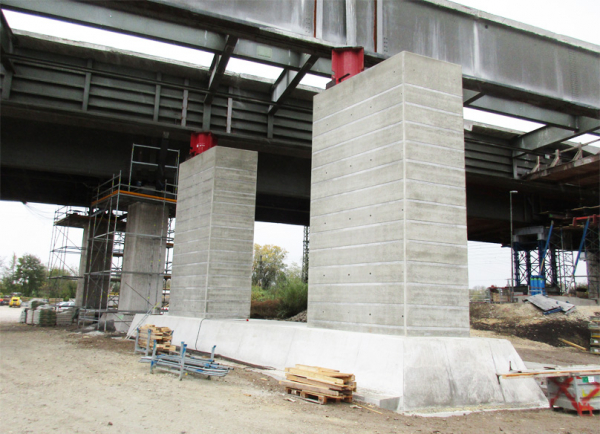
left=512, top=214, right=599, bottom=298
left=140, top=341, right=231, bottom=380
left=525, top=294, right=576, bottom=315
left=591, top=316, right=600, bottom=355
left=489, top=287, right=512, bottom=303
left=281, top=364, right=356, bottom=404
left=500, top=368, right=600, bottom=415
left=134, top=325, right=175, bottom=355
left=76, top=143, right=179, bottom=331
left=529, top=275, right=547, bottom=296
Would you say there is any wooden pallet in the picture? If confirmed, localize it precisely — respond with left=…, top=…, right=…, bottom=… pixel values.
left=285, top=387, right=353, bottom=404
left=281, top=364, right=356, bottom=404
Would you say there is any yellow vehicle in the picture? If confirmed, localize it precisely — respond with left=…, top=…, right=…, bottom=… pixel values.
left=9, top=296, right=21, bottom=308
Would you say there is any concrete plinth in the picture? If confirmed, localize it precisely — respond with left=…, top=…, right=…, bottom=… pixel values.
left=308, top=51, right=468, bottom=337
left=128, top=314, right=548, bottom=414
left=119, top=202, right=169, bottom=312
left=169, top=146, right=258, bottom=318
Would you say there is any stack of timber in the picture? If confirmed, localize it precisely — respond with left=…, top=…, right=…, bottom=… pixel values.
left=56, top=310, right=74, bottom=326
left=34, top=308, right=56, bottom=326
left=138, top=324, right=176, bottom=354
left=591, top=316, right=600, bottom=355
left=281, top=364, right=356, bottom=404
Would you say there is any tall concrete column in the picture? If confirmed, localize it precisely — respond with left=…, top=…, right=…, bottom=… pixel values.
left=118, top=202, right=169, bottom=312
left=308, top=51, right=469, bottom=337
left=587, top=251, right=600, bottom=300
left=82, top=221, right=114, bottom=309
left=74, top=224, right=89, bottom=307
left=169, top=146, right=258, bottom=318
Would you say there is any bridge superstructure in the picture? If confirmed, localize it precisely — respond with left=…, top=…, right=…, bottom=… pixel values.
left=1, top=0, right=599, bottom=241
left=0, top=0, right=599, bottom=303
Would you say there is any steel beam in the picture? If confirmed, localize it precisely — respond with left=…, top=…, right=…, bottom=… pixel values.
left=3, top=0, right=599, bottom=116
left=514, top=117, right=600, bottom=151
left=269, top=54, right=319, bottom=116
left=205, top=35, right=238, bottom=105
left=0, top=11, right=15, bottom=71
left=0, top=0, right=333, bottom=77
left=463, top=89, right=483, bottom=105
left=467, top=95, right=579, bottom=129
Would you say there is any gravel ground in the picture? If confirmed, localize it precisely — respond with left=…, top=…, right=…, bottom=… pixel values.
left=1, top=306, right=599, bottom=434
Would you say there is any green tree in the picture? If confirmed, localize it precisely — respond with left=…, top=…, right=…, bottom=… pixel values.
left=15, top=254, right=47, bottom=297
left=252, top=244, right=287, bottom=289
left=44, top=268, right=78, bottom=300
left=1, top=254, right=20, bottom=294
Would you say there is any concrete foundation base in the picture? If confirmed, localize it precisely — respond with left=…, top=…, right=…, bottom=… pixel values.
left=128, top=315, right=547, bottom=413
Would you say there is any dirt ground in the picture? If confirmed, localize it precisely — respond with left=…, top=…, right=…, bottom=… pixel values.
left=1, top=306, right=599, bottom=434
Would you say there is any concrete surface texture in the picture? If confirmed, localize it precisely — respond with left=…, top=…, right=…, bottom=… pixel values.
left=309, top=51, right=469, bottom=336
left=129, top=314, right=548, bottom=413
left=169, top=146, right=258, bottom=318
left=586, top=251, right=600, bottom=300
left=119, top=202, right=169, bottom=312
left=82, top=221, right=114, bottom=309
left=74, top=225, right=89, bottom=307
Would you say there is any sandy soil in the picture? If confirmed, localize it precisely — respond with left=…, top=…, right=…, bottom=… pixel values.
left=1, top=306, right=599, bottom=434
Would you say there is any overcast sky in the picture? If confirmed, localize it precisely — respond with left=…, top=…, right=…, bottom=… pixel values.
left=1, top=0, right=598, bottom=287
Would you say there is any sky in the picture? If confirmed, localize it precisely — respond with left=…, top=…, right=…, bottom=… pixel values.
left=1, top=0, right=598, bottom=287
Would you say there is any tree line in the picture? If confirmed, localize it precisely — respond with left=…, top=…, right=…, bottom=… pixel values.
left=251, top=244, right=308, bottom=318
left=0, top=254, right=77, bottom=299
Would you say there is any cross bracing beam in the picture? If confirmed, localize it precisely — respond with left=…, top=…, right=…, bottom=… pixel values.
left=205, top=35, right=238, bottom=105
left=466, top=95, right=579, bottom=129
left=269, top=54, right=319, bottom=116
left=513, top=117, right=600, bottom=151
left=463, top=90, right=483, bottom=105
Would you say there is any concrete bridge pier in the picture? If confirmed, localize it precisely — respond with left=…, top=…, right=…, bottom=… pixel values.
left=82, top=221, right=114, bottom=309
left=74, top=225, right=89, bottom=307
left=308, top=51, right=469, bottom=337
left=118, top=202, right=169, bottom=313
left=587, top=251, right=600, bottom=300
left=168, top=146, right=258, bottom=318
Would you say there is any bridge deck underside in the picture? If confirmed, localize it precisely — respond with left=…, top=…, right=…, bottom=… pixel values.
left=1, top=33, right=598, bottom=245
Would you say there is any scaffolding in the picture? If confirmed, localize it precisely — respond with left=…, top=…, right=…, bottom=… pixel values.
left=47, top=206, right=90, bottom=298
left=512, top=213, right=600, bottom=299
left=76, top=143, right=179, bottom=330
left=301, top=226, right=309, bottom=283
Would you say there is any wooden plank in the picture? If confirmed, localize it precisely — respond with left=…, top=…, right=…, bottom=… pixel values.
left=499, top=368, right=600, bottom=379
left=280, top=380, right=343, bottom=396
left=285, top=368, right=344, bottom=386
left=285, top=374, right=352, bottom=391
left=285, top=368, right=345, bottom=385
left=293, top=364, right=355, bottom=380
left=294, top=364, right=339, bottom=373
left=558, top=338, right=587, bottom=352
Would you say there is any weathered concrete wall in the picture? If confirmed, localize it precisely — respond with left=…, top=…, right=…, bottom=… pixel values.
left=169, top=146, right=258, bottom=318
left=82, top=221, right=113, bottom=309
left=308, top=51, right=469, bottom=337
left=75, top=225, right=89, bottom=307
left=587, top=251, right=600, bottom=300
left=119, top=202, right=169, bottom=312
